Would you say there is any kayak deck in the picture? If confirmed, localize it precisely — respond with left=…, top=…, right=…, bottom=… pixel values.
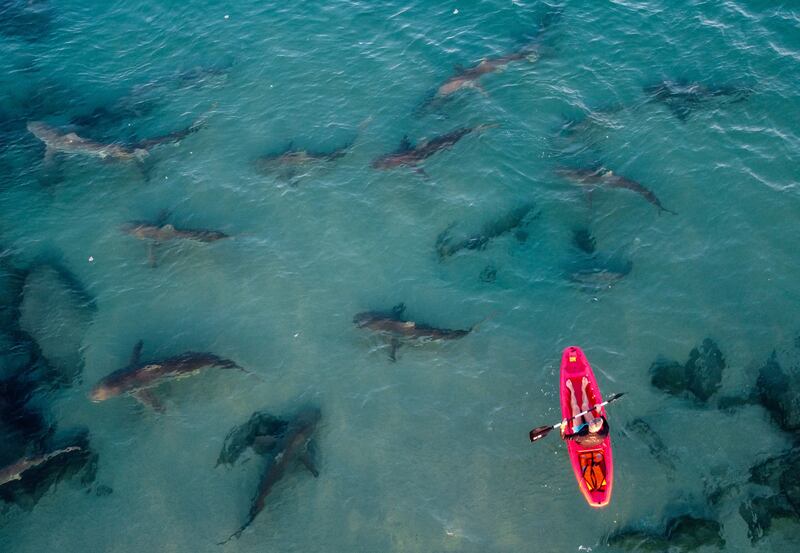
left=559, top=346, right=613, bottom=508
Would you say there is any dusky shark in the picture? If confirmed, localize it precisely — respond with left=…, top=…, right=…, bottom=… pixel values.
left=90, top=340, right=248, bottom=412
left=418, top=8, right=562, bottom=113
left=353, top=303, right=480, bottom=360
left=435, top=204, right=537, bottom=260
left=27, top=117, right=205, bottom=163
left=556, top=167, right=677, bottom=215
left=122, top=222, right=228, bottom=244
left=643, top=80, right=752, bottom=122
left=371, top=124, right=496, bottom=175
left=219, top=407, right=321, bottom=544
left=0, top=447, right=82, bottom=487
left=121, top=211, right=229, bottom=267
left=255, top=141, right=353, bottom=183
left=569, top=264, right=632, bottom=290
left=433, top=48, right=540, bottom=100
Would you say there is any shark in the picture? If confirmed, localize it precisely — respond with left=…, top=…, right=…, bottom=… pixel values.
left=27, top=117, right=205, bottom=163
left=219, top=407, right=321, bottom=544
left=89, top=340, right=248, bottom=412
left=371, top=124, right=496, bottom=175
left=0, top=447, right=82, bottom=487
left=353, top=303, right=480, bottom=360
left=557, top=167, right=677, bottom=215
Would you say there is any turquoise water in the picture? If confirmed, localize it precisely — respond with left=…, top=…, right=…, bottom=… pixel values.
left=1, top=0, right=799, bottom=551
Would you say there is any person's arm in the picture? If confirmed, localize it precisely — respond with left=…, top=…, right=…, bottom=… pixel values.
left=560, top=419, right=577, bottom=440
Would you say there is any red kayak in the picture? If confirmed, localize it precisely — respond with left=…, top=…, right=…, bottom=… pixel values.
left=559, top=346, right=613, bottom=508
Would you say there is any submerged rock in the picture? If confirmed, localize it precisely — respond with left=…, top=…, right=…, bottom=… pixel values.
left=666, top=516, right=725, bottom=551
left=650, top=357, right=687, bottom=396
left=685, top=339, right=725, bottom=401
left=625, top=418, right=677, bottom=474
left=754, top=351, right=800, bottom=433
left=0, top=0, right=53, bottom=42
left=607, top=528, right=668, bottom=551
left=650, top=339, right=724, bottom=402
left=608, top=514, right=724, bottom=552
left=572, top=227, right=596, bottom=255
left=739, top=495, right=795, bottom=544
left=0, top=352, right=55, bottom=464
left=479, top=264, right=497, bottom=283
left=738, top=447, right=800, bottom=542
left=216, top=411, right=289, bottom=467
left=0, top=430, right=96, bottom=511
left=18, top=262, right=95, bottom=384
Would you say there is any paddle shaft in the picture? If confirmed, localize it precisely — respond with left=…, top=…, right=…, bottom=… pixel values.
left=553, top=394, right=622, bottom=430
left=529, top=392, right=624, bottom=442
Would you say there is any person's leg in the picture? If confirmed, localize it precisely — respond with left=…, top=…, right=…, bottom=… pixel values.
left=580, top=376, right=592, bottom=424
left=566, top=379, right=581, bottom=421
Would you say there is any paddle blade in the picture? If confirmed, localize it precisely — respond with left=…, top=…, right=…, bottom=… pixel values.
left=605, top=392, right=625, bottom=404
left=529, top=425, right=554, bottom=442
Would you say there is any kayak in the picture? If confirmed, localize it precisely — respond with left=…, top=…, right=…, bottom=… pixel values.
left=559, top=346, right=613, bottom=508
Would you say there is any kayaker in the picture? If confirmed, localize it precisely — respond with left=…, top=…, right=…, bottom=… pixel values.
left=561, top=376, right=610, bottom=447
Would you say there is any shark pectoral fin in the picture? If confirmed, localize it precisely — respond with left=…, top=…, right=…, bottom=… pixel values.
left=583, top=188, right=594, bottom=211
left=132, top=389, right=165, bottom=413
left=300, top=451, right=319, bottom=478
left=251, top=435, right=278, bottom=456
left=130, top=340, right=144, bottom=366
left=44, top=146, right=56, bottom=165
left=472, top=81, right=489, bottom=97
left=147, top=242, right=158, bottom=268
left=667, top=103, right=692, bottom=122
left=389, top=338, right=402, bottom=362
left=414, top=167, right=430, bottom=179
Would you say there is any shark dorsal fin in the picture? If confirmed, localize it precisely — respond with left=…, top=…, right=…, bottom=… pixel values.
left=398, top=135, right=413, bottom=152
left=132, top=389, right=165, bottom=412
left=130, top=340, right=144, bottom=366
left=391, top=302, right=406, bottom=319
left=155, top=209, right=171, bottom=225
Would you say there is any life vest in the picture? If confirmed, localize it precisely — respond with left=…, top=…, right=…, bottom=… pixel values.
left=579, top=451, right=607, bottom=492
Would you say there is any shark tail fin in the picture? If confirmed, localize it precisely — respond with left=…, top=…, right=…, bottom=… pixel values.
left=474, top=122, right=501, bottom=134
left=192, top=102, right=218, bottom=132
left=217, top=524, right=248, bottom=545
left=221, top=361, right=265, bottom=383
left=470, top=311, right=500, bottom=333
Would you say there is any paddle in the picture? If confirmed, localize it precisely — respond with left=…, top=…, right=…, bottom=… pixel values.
left=528, top=392, right=626, bottom=443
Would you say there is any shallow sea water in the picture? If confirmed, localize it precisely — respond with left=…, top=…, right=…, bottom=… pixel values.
left=1, top=1, right=800, bottom=551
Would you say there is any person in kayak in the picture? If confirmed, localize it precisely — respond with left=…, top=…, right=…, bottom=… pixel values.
left=561, top=376, right=610, bottom=447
